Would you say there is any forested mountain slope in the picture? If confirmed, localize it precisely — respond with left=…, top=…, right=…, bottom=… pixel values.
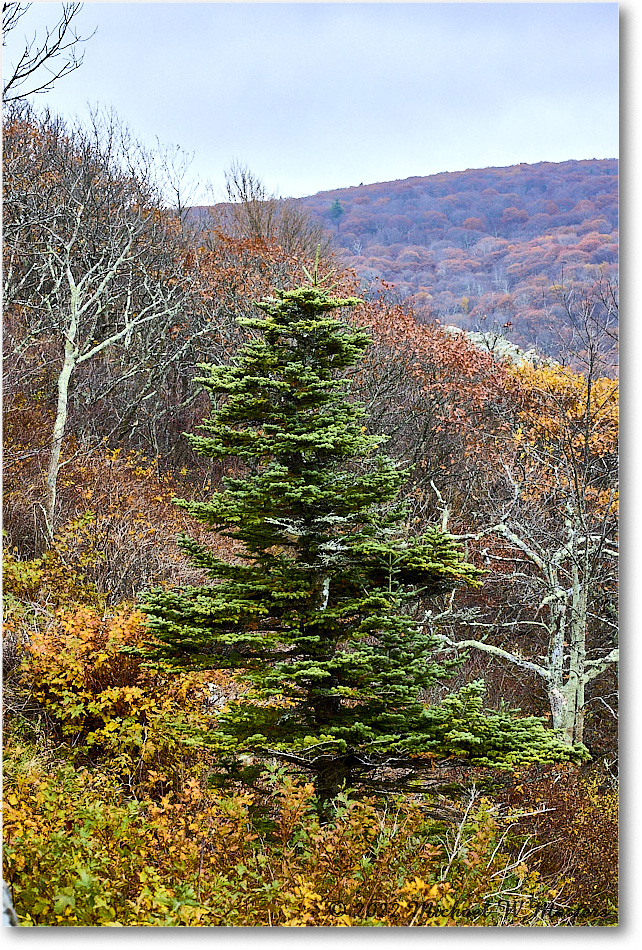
left=193, top=159, right=618, bottom=361
left=296, top=159, right=618, bottom=358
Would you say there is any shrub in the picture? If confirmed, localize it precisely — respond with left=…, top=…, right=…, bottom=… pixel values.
left=504, top=761, right=618, bottom=924
left=3, top=760, right=560, bottom=927
left=2, top=436, right=225, bottom=600
left=5, top=605, right=232, bottom=794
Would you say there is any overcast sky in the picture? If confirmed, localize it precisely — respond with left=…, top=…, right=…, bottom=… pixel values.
left=3, top=1, right=621, bottom=201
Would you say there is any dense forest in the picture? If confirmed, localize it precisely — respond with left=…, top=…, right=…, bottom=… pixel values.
left=3, top=4, right=618, bottom=929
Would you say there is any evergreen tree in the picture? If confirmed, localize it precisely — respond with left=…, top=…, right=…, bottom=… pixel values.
left=328, top=198, right=345, bottom=227
left=142, top=276, right=585, bottom=805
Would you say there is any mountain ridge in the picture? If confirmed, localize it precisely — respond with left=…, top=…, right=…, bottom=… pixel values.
left=296, top=157, right=619, bottom=201
left=191, top=157, right=618, bottom=361
left=296, top=157, right=618, bottom=359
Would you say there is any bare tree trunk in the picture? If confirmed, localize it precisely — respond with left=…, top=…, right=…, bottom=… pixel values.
left=44, top=262, right=82, bottom=535
left=428, top=516, right=616, bottom=748
left=44, top=335, right=76, bottom=536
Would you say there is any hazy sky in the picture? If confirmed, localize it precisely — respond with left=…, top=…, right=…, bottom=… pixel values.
left=3, top=1, right=620, bottom=201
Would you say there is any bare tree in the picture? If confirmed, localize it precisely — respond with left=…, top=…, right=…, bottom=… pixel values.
left=155, top=139, right=204, bottom=231
left=3, top=104, right=193, bottom=536
left=2, top=2, right=93, bottom=103
left=551, top=273, right=619, bottom=376
left=430, top=483, right=618, bottom=747
left=425, top=304, right=618, bottom=747
left=222, top=161, right=279, bottom=243
left=218, top=161, right=331, bottom=262
left=3, top=105, right=321, bottom=556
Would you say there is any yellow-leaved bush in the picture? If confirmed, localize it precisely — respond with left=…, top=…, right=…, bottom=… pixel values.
left=2, top=544, right=615, bottom=927
left=7, top=604, right=231, bottom=793
left=3, top=760, right=559, bottom=927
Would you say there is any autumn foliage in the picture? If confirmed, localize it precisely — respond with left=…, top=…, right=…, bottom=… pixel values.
left=4, top=752, right=577, bottom=926
left=3, top=104, right=617, bottom=927
left=293, top=159, right=618, bottom=360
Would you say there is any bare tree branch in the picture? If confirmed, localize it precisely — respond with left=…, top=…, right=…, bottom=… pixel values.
left=3, top=2, right=94, bottom=103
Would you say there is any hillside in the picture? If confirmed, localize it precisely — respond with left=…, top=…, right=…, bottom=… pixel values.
left=296, top=159, right=618, bottom=357
left=4, top=105, right=619, bottom=927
